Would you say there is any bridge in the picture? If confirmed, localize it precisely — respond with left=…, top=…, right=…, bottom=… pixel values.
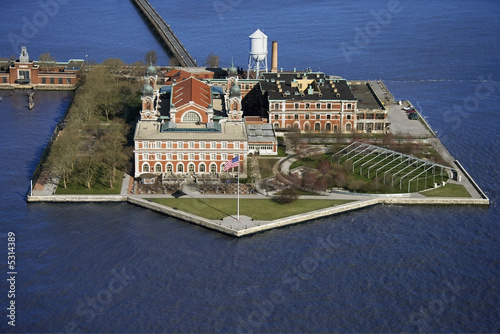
left=131, top=0, right=197, bottom=67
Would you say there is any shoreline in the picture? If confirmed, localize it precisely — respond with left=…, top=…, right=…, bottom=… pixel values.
left=26, top=193, right=489, bottom=238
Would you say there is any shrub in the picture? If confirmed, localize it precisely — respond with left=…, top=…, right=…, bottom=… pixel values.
left=273, top=188, right=299, bottom=204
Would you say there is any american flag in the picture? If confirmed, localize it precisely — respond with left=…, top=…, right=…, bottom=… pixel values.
left=224, top=156, right=240, bottom=171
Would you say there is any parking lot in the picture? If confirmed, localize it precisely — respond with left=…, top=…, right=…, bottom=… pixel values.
left=386, top=103, right=433, bottom=137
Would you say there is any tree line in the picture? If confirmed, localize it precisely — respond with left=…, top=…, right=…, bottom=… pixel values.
left=47, top=65, right=142, bottom=190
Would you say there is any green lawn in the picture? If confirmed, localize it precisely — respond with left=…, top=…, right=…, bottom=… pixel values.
left=421, top=183, right=471, bottom=197
left=55, top=171, right=124, bottom=195
left=149, top=198, right=353, bottom=220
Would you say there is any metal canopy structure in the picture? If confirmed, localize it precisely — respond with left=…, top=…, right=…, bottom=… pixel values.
left=330, top=142, right=457, bottom=192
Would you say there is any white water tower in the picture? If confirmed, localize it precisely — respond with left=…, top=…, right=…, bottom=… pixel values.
left=247, top=29, right=268, bottom=79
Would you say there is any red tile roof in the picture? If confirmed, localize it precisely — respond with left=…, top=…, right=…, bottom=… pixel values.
left=172, top=77, right=211, bottom=109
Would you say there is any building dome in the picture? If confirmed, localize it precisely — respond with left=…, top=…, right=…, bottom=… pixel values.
left=146, top=63, right=157, bottom=76
left=230, top=84, right=241, bottom=97
left=143, top=83, right=154, bottom=96
left=228, top=63, right=238, bottom=77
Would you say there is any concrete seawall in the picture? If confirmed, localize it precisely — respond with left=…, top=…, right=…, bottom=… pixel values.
left=26, top=194, right=490, bottom=237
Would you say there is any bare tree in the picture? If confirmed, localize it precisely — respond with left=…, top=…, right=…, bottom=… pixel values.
left=145, top=50, right=158, bottom=65
left=205, top=52, right=220, bottom=68
left=273, top=187, right=298, bottom=204
left=38, top=52, right=55, bottom=71
left=99, top=121, right=130, bottom=188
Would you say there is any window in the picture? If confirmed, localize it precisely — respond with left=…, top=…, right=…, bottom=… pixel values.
left=304, top=123, right=310, bottom=131
left=274, top=114, right=279, bottom=120
left=177, top=141, right=183, bottom=149
left=189, top=153, right=195, bottom=161
left=155, top=141, right=161, bottom=149
left=50, top=78, right=54, bottom=84
left=211, top=141, right=217, bottom=149
left=315, top=123, right=321, bottom=132
left=200, top=153, right=206, bottom=161
left=167, top=141, right=173, bottom=149
left=295, top=103, right=299, bottom=109
left=326, top=123, right=331, bottom=132
left=327, top=103, right=332, bottom=109
left=177, top=164, right=184, bottom=173
left=188, top=164, right=195, bottom=172
left=58, top=78, right=63, bottom=84
left=155, top=153, right=161, bottom=161
left=199, top=164, right=206, bottom=173
left=305, top=114, right=310, bottom=120
left=41, top=77, right=46, bottom=84
left=316, top=103, right=321, bottom=109
left=346, top=123, right=352, bottom=132
left=67, top=78, right=71, bottom=85
left=166, top=164, right=173, bottom=173
left=183, top=111, right=201, bottom=122
left=142, top=163, right=150, bottom=173
left=347, top=103, right=352, bottom=109
left=347, top=115, right=352, bottom=120
left=294, top=114, right=299, bottom=120
left=189, top=141, right=195, bottom=149
left=18, top=70, right=30, bottom=79
left=326, top=114, right=331, bottom=120
left=274, top=103, right=280, bottom=110
left=315, top=114, right=320, bottom=120
left=178, top=153, right=184, bottom=161
left=211, top=153, right=216, bottom=161
left=222, top=142, right=228, bottom=149
left=143, top=153, right=149, bottom=160
left=200, top=141, right=206, bottom=149
left=155, top=163, right=162, bottom=173
left=305, top=103, right=310, bottom=109
left=210, top=164, right=217, bottom=173
left=358, top=114, right=365, bottom=120
left=222, top=153, right=227, bottom=161
left=376, top=114, right=385, bottom=119
left=234, top=142, right=240, bottom=149
left=166, top=153, right=173, bottom=160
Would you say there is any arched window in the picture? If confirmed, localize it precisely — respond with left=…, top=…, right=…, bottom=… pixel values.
left=346, top=123, right=352, bottom=132
left=315, top=123, right=321, bottom=132
left=166, top=164, right=173, bottom=173
left=210, top=164, right=217, bottom=173
left=155, top=163, right=162, bottom=173
left=177, top=163, right=184, bottom=173
left=199, top=164, right=206, bottom=173
left=182, top=111, right=201, bottom=123
left=273, top=122, right=280, bottom=128
left=304, top=123, right=310, bottom=132
left=188, top=164, right=195, bottom=173
left=325, top=123, right=331, bottom=132
left=293, top=123, right=300, bottom=129
left=333, top=124, right=338, bottom=133
left=142, top=163, right=150, bottom=173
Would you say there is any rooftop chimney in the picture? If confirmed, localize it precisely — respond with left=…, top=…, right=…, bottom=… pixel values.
left=271, top=41, right=278, bottom=73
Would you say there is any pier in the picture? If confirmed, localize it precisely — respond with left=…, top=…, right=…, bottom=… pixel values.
left=131, top=0, right=196, bottom=67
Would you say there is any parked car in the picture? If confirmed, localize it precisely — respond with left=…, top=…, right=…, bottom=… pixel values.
left=403, top=106, right=412, bottom=111
left=408, top=113, right=419, bottom=120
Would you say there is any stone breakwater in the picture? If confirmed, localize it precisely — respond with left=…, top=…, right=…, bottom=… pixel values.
left=26, top=195, right=489, bottom=237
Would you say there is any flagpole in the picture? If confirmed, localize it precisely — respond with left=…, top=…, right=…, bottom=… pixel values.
left=237, top=155, right=240, bottom=221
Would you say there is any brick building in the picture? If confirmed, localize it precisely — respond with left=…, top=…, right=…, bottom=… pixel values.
left=0, top=47, right=83, bottom=88
left=260, top=71, right=360, bottom=133
left=133, top=64, right=251, bottom=179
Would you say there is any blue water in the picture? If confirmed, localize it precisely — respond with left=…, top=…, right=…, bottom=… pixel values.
left=1, top=1, right=499, bottom=332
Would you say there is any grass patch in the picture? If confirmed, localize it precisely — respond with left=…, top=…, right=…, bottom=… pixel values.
left=421, top=183, right=471, bottom=197
left=258, top=158, right=280, bottom=179
left=55, top=171, right=124, bottom=195
left=149, top=198, right=353, bottom=220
